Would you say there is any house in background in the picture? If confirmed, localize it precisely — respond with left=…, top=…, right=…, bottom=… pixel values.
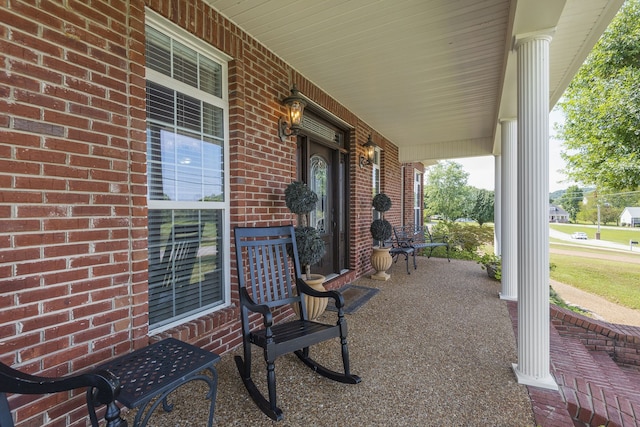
left=620, top=207, right=640, bottom=227
left=549, top=205, right=570, bottom=223
left=0, top=0, right=624, bottom=425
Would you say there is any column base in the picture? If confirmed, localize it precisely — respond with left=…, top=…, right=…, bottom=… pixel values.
left=512, top=363, right=558, bottom=390
left=499, top=292, right=517, bottom=301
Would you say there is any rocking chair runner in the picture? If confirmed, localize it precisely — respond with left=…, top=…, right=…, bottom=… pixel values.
left=233, top=226, right=361, bottom=421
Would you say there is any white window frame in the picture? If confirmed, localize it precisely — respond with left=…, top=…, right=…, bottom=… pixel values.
left=414, top=170, right=423, bottom=227
left=372, top=147, right=382, bottom=220
left=146, top=10, right=231, bottom=334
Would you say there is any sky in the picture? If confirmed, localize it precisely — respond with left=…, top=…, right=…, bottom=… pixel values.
left=454, top=110, right=575, bottom=193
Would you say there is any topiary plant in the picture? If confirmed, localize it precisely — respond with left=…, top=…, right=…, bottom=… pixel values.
left=372, top=193, right=392, bottom=213
left=370, top=218, right=392, bottom=244
left=293, top=226, right=326, bottom=269
left=285, top=181, right=318, bottom=215
left=371, top=193, right=392, bottom=247
left=284, top=181, right=326, bottom=278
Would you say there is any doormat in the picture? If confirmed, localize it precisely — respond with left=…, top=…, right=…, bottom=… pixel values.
left=326, top=284, right=379, bottom=314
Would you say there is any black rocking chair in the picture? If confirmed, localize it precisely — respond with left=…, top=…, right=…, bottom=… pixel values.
left=0, top=361, right=126, bottom=427
left=233, top=225, right=361, bottom=421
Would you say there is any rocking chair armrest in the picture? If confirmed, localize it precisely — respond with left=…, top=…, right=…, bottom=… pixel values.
left=0, top=362, right=120, bottom=404
left=296, top=278, right=345, bottom=309
left=238, top=287, right=273, bottom=327
left=86, top=370, right=122, bottom=405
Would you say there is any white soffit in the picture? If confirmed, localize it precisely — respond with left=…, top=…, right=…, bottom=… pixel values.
left=206, top=0, right=623, bottom=164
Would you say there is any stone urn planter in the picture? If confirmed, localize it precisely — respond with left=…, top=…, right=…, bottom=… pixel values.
left=370, top=246, right=393, bottom=281
left=486, top=263, right=499, bottom=280
left=292, top=274, right=328, bottom=320
left=475, top=253, right=501, bottom=281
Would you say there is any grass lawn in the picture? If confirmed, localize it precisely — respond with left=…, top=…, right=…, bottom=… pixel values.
left=550, top=245, right=640, bottom=310
left=446, top=222, right=640, bottom=312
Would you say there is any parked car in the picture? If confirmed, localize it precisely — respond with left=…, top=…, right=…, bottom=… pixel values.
left=571, top=232, right=588, bottom=240
left=455, top=218, right=474, bottom=223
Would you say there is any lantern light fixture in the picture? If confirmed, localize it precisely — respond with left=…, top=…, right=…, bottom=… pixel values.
left=359, top=135, right=378, bottom=168
left=278, top=84, right=307, bottom=142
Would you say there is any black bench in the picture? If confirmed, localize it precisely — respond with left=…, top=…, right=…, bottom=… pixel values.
left=388, top=239, right=415, bottom=274
left=87, top=338, right=220, bottom=427
left=393, top=225, right=450, bottom=271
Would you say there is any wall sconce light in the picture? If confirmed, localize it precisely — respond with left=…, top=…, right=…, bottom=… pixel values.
left=359, top=135, right=377, bottom=168
left=278, top=84, right=307, bottom=142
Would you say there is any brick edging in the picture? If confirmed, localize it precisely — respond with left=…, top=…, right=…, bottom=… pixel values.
left=551, top=305, right=640, bottom=368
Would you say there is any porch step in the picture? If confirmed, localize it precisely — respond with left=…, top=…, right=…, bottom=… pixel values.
left=506, top=301, right=576, bottom=427
left=551, top=326, right=640, bottom=426
left=619, top=364, right=640, bottom=384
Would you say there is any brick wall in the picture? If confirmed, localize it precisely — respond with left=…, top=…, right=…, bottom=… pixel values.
left=0, top=1, right=148, bottom=425
left=1, top=0, right=406, bottom=425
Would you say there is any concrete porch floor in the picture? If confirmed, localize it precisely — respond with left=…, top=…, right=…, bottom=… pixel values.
left=128, top=256, right=640, bottom=426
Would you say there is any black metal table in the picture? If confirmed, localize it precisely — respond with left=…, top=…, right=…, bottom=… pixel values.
left=86, top=338, right=220, bottom=427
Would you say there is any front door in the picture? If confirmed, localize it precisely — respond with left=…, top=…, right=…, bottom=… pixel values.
left=296, top=110, right=349, bottom=278
left=296, top=135, right=346, bottom=277
left=309, top=141, right=335, bottom=276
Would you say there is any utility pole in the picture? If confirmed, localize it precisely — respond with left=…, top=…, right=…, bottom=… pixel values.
left=583, top=193, right=601, bottom=240
left=596, top=202, right=601, bottom=240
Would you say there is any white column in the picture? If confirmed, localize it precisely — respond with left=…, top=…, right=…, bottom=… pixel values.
left=513, top=32, right=558, bottom=390
left=500, top=119, right=517, bottom=301
left=493, top=155, right=501, bottom=256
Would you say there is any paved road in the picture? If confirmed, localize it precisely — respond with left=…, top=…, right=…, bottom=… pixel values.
left=549, top=226, right=640, bottom=254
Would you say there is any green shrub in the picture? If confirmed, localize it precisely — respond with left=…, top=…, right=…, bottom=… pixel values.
left=431, top=222, right=494, bottom=259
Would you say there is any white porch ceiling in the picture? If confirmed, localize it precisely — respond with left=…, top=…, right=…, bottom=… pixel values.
left=205, top=0, right=623, bottom=164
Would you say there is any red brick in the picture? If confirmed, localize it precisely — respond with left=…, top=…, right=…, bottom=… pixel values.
left=0, top=333, right=41, bottom=359
left=15, top=258, right=67, bottom=275
left=14, top=232, right=66, bottom=248
left=43, top=319, right=90, bottom=342
left=45, top=270, right=86, bottom=288
left=17, top=284, right=69, bottom=305
left=42, top=294, right=90, bottom=314
left=0, top=247, right=41, bottom=263
left=21, top=312, right=70, bottom=334
left=18, top=337, right=70, bottom=364
left=605, top=404, right=623, bottom=426
left=561, top=387, right=579, bottom=418
left=71, top=301, right=113, bottom=321
left=42, top=344, right=92, bottom=371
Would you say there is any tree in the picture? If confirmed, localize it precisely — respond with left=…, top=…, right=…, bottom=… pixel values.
left=601, top=204, right=623, bottom=225
left=424, top=161, right=471, bottom=221
left=467, top=188, right=494, bottom=226
left=558, top=0, right=640, bottom=192
left=557, top=185, right=583, bottom=223
left=603, top=191, right=640, bottom=209
left=579, top=191, right=624, bottom=225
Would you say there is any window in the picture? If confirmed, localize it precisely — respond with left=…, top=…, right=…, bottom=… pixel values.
left=372, top=147, right=381, bottom=220
left=414, top=171, right=423, bottom=227
left=310, top=155, right=328, bottom=233
left=145, top=14, right=229, bottom=331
